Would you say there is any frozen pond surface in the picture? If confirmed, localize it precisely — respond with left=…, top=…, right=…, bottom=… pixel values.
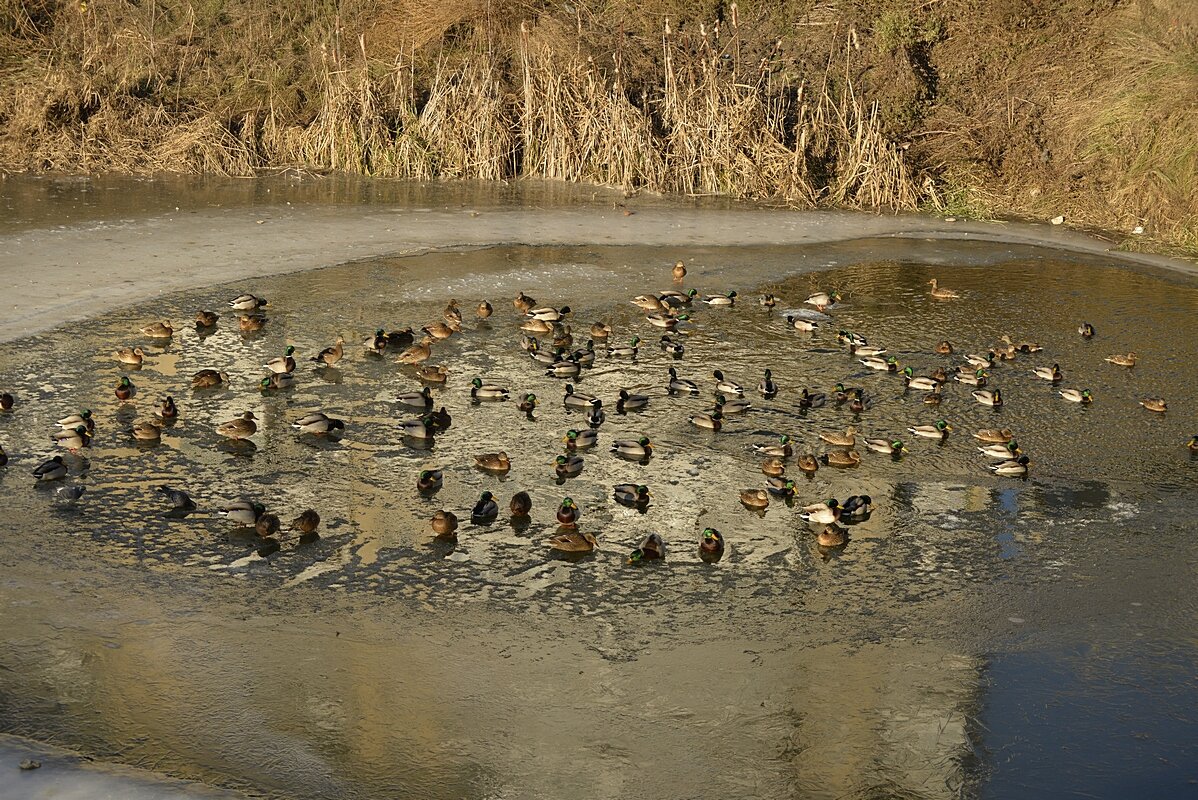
left=0, top=177, right=1196, bottom=798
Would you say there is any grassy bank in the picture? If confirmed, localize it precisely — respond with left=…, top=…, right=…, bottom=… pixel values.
left=1, top=1, right=1194, bottom=255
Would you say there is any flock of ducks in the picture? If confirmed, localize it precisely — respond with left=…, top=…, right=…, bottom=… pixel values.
left=1, top=265, right=1195, bottom=565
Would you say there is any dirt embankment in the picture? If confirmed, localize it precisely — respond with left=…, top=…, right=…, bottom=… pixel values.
left=1, top=1, right=1195, bottom=256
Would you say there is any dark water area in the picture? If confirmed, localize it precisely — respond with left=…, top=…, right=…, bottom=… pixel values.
left=0, top=235, right=1195, bottom=798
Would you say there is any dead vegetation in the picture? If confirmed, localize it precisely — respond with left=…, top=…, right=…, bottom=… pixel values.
left=0, top=0, right=1194, bottom=254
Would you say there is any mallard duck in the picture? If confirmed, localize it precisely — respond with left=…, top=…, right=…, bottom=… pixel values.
left=255, top=513, right=281, bottom=539
left=191, top=369, right=230, bottom=389
left=848, top=392, right=868, bottom=415
left=935, top=340, right=954, bottom=354
left=908, top=419, right=952, bottom=439
left=363, top=329, right=389, bottom=354
left=1140, top=398, right=1167, bottom=413
left=259, top=372, right=295, bottom=391
left=32, top=455, right=67, bottom=481
left=979, top=441, right=1022, bottom=458
left=740, top=489, right=770, bottom=508
left=590, top=321, right=612, bottom=339
left=865, top=438, right=907, bottom=455
left=509, top=491, right=532, bottom=517
left=519, top=393, right=539, bottom=415
left=219, top=500, right=265, bottom=526
left=417, top=365, right=449, bottom=383
left=474, top=451, right=511, bottom=473
left=659, top=288, right=698, bottom=306
left=548, top=530, right=598, bottom=553
left=291, top=510, right=321, bottom=540
left=398, top=416, right=435, bottom=439
left=924, top=386, right=943, bottom=405
left=927, top=278, right=959, bottom=299
left=799, top=499, right=840, bottom=524
left=617, top=389, right=649, bottom=413
left=560, top=384, right=597, bottom=410
left=526, top=304, right=571, bottom=322
left=417, top=469, right=443, bottom=492
left=216, top=411, right=257, bottom=439
left=476, top=300, right=493, bottom=319
left=761, top=457, right=786, bottom=477
left=955, top=368, right=989, bottom=387
left=702, top=291, right=737, bottom=306
left=228, top=293, right=267, bottom=311
left=607, top=337, right=641, bottom=357
left=712, top=370, right=744, bottom=396
left=432, top=510, right=459, bottom=540
left=156, top=396, right=178, bottom=420
left=714, top=394, right=751, bottom=415
left=753, top=434, right=793, bottom=458
left=520, top=317, right=553, bottom=335
left=429, top=407, right=452, bottom=431
left=819, top=426, right=857, bottom=447
left=132, top=421, right=161, bottom=441
left=901, top=367, right=941, bottom=392
left=470, top=377, right=509, bottom=400
left=805, top=290, right=841, bottom=310
left=758, top=369, right=779, bottom=398
left=423, top=321, right=458, bottom=340
left=973, top=428, right=1014, bottom=443
left=992, top=342, right=1017, bottom=361
left=545, top=359, right=581, bottom=379
left=140, top=320, right=174, bottom=338
left=471, top=492, right=499, bottom=524
left=672, top=260, right=687, bottom=281
left=838, top=330, right=867, bottom=346
left=443, top=299, right=463, bottom=325
left=1078, top=322, right=1095, bottom=338
left=611, top=436, right=653, bottom=459
left=564, top=428, right=598, bottom=449
left=1105, top=352, right=1138, bottom=367
left=264, top=346, right=297, bottom=374
left=56, top=409, right=94, bottom=431
left=991, top=455, right=1030, bottom=476
left=761, top=293, right=778, bottom=308
left=158, top=485, right=196, bottom=512
left=628, top=533, right=665, bottom=563
left=1033, top=364, right=1063, bottom=382
left=556, top=497, right=580, bottom=526
left=860, top=355, right=898, bottom=371
left=239, top=314, right=267, bottom=332
left=820, top=449, right=861, bottom=467
left=690, top=409, right=723, bottom=431
left=195, top=310, right=220, bottom=328
left=796, top=453, right=820, bottom=473
left=555, top=454, right=584, bottom=478
left=1187, top=435, right=1198, bottom=452
left=514, top=291, right=537, bottom=313
left=667, top=367, right=699, bottom=395
left=841, top=495, right=873, bottom=518
left=585, top=400, right=606, bottom=428
left=850, top=343, right=888, bottom=357
left=797, top=388, right=826, bottom=409
left=293, top=411, right=345, bottom=435
left=0, top=392, right=12, bottom=411
left=309, top=335, right=347, bottom=366
left=114, top=376, right=136, bottom=401
left=397, top=386, right=434, bottom=409
left=785, top=315, right=818, bottom=332
left=614, top=484, right=651, bottom=507
left=973, top=388, right=1003, bottom=406
left=1059, top=388, right=1093, bottom=404
left=699, top=528, right=725, bottom=559
left=384, top=328, right=415, bottom=349
left=633, top=294, right=666, bottom=312
left=53, top=425, right=92, bottom=451
left=1002, top=335, right=1042, bottom=353
left=660, top=335, right=685, bottom=356
left=571, top=340, right=596, bottom=368
left=766, top=477, right=798, bottom=498
left=817, top=524, right=848, bottom=547
left=832, top=383, right=859, bottom=403
left=114, top=347, right=145, bottom=366
left=396, top=337, right=434, bottom=365
left=964, top=351, right=996, bottom=369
